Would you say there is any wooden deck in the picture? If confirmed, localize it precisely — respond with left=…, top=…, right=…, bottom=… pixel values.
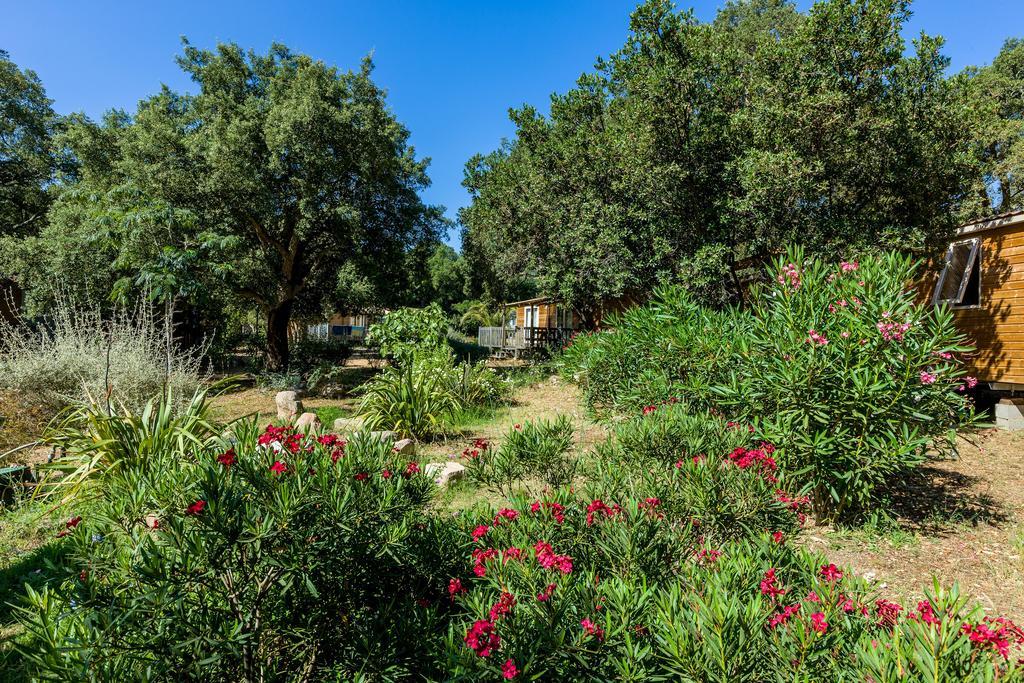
left=478, top=326, right=574, bottom=356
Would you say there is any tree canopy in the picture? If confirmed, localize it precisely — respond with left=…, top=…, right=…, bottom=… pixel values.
left=461, top=0, right=981, bottom=316
left=9, top=42, right=444, bottom=369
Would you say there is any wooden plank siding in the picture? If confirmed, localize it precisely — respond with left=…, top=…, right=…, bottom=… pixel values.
left=947, top=223, right=1024, bottom=384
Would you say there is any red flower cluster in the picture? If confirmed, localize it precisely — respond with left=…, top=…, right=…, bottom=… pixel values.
left=727, top=445, right=777, bottom=482
left=760, top=568, right=786, bottom=600
left=537, top=583, right=556, bottom=602
left=472, top=548, right=499, bottom=577
left=494, top=508, right=519, bottom=525
left=501, top=659, right=518, bottom=679
left=472, top=524, right=491, bottom=543
left=503, top=547, right=523, bottom=561
left=448, top=578, right=466, bottom=600
left=696, top=548, right=722, bottom=564
left=463, top=438, right=490, bottom=460
left=464, top=619, right=500, bottom=657
left=580, top=618, right=605, bottom=641
left=535, top=540, right=573, bottom=574
left=217, top=448, right=236, bottom=468
left=819, top=563, right=843, bottom=582
left=270, top=460, right=287, bottom=475
left=875, top=599, right=903, bottom=629
left=810, top=612, right=828, bottom=634
left=186, top=500, right=206, bottom=515
left=529, top=500, right=566, bottom=524
left=56, top=515, right=82, bottom=538
left=585, top=499, right=622, bottom=526
left=257, top=424, right=309, bottom=455
left=489, top=591, right=516, bottom=621
left=962, top=618, right=1024, bottom=659
left=404, top=461, right=420, bottom=478
left=769, top=602, right=801, bottom=628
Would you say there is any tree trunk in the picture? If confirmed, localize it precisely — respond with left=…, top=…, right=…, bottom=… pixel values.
left=265, top=299, right=294, bottom=372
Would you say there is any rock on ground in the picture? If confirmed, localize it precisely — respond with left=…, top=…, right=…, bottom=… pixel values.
left=425, top=461, right=466, bottom=487
left=295, top=412, right=321, bottom=433
left=275, top=391, right=304, bottom=421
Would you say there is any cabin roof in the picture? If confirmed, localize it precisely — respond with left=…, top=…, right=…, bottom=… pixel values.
left=957, top=209, right=1024, bottom=237
left=502, top=296, right=560, bottom=307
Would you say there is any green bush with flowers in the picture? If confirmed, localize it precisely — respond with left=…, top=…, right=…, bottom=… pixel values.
left=441, top=493, right=1022, bottom=681
left=562, top=247, right=978, bottom=521
left=715, top=247, right=977, bottom=520
left=14, top=421, right=461, bottom=681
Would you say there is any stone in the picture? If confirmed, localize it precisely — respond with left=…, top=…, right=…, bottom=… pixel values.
left=295, top=412, right=321, bottom=433
left=369, top=430, right=399, bottom=443
left=996, top=398, right=1024, bottom=430
left=275, top=391, right=304, bottom=421
left=392, top=438, right=415, bottom=455
left=424, top=461, right=466, bottom=487
left=332, top=416, right=365, bottom=433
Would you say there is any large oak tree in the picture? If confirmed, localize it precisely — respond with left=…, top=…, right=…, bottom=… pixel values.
left=23, top=42, right=442, bottom=369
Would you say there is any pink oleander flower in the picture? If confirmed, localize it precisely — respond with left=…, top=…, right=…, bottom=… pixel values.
left=472, top=525, right=491, bottom=543
left=920, top=371, right=937, bottom=385
left=810, top=612, right=828, bottom=634
left=806, top=329, right=828, bottom=346
left=760, top=568, right=786, bottom=599
left=841, top=260, right=858, bottom=272
left=464, top=619, right=500, bottom=657
left=502, top=659, right=518, bottom=679
left=269, top=460, right=287, bottom=475
left=581, top=618, right=605, bottom=641
left=819, top=563, right=843, bottom=582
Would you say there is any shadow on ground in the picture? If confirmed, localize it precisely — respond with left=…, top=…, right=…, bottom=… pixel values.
left=875, top=463, right=1011, bottom=534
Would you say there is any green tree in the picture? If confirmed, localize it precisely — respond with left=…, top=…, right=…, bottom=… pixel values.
left=461, top=0, right=977, bottom=315
left=426, top=242, right=466, bottom=310
left=0, top=50, right=60, bottom=239
left=19, top=42, right=442, bottom=370
left=960, top=38, right=1024, bottom=217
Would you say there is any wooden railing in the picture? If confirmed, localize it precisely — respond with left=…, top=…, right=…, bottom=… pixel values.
left=478, top=326, right=574, bottom=351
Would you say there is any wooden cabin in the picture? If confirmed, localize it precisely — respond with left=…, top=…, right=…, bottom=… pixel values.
left=931, top=209, right=1024, bottom=394
left=298, top=312, right=376, bottom=342
left=478, top=297, right=579, bottom=356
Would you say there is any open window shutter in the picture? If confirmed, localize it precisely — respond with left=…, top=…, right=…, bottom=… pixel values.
left=933, top=240, right=979, bottom=305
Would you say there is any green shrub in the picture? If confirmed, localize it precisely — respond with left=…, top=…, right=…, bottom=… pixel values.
left=0, top=296, right=208, bottom=415
left=559, top=287, right=751, bottom=414
left=40, top=389, right=217, bottom=500
left=359, top=350, right=511, bottom=439
left=359, top=360, right=462, bottom=439
left=442, top=495, right=1021, bottom=681
left=15, top=421, right=453, bottom=681
left=715, top=247, right=977, bottom=520
left=369, top=303, right=448, bottom=365
left=288, top=336, right=353, bottom=372
left=589, top=403, right=803, bottom=543
left=466, top=417, right=576, bottom=496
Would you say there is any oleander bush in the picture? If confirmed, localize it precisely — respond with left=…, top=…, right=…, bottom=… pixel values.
left=15, top=420, right=459, bottom=681
left=588, top=403, right=804, bottom=543
left=441, top=494, right=1023, bottom=682
left=558, top=287, right=751, bottom=415
left=715, top=247, right=978, bottom=520
left=561, top=248, right=978, bottom=522
left=465, top=417, right=576, bottom=496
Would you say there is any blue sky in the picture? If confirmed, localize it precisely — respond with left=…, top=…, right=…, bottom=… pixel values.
left=3, top=1, right=1022, bottom=247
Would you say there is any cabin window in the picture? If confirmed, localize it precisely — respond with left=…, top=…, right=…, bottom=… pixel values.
left=933, top=238, right=981, bottom=308
left=556, top=306, right=574, bottom=329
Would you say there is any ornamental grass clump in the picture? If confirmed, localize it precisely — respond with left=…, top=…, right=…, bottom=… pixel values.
left=0, top=295, right=207, bottom=415
left=16, top=417, right=456, bottom=681
left=715, top=246, right=977, bottom=521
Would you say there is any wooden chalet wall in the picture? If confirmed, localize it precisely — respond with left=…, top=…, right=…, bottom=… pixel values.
left=949, top=222, right=1024, bottom=385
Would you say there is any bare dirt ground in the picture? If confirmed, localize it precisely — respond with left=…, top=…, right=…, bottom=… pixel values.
left=803, top=428, right=1024, bottom=620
